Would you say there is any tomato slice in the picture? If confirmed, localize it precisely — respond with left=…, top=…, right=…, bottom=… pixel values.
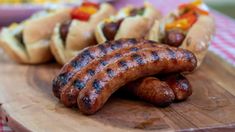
left=71, top=9, right=90, bottom=21
left=71, top=2, right=99, bottom=21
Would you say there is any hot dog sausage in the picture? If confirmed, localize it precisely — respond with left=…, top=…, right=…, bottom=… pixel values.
left=77, top=46, right=197, bottom=114
left=125, top=77, right=175, bottom=106
left=164, top=29, right=185, bottom=47
left=102, top=19, right=123, bottom=41
left=60, top=21, right=72, bottom=43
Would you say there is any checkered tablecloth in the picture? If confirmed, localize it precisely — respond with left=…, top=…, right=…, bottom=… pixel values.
left=0, top=0, right=235, bottom=131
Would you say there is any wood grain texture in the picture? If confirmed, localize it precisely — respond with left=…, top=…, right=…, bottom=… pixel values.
left=0, top=50, right=235, bottom=132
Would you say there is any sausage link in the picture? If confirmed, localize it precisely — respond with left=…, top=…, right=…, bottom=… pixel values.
left=103, top=19, right=123, bottom=41
left=53, top=39, right=154, bottom=98
left=78, top=46, right=197, bottom=114
left=61, top=43, right=158, bottom=107
left=60, top=21, right=72, bottom=43
left=164, top=29, right=185, bottom=47
left=160, top=74, right=192, bottom=101
left=124, top=77, right=175, bottom=106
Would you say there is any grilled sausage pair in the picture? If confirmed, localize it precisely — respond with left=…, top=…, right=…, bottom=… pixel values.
left=52, top=38, right=197, bottom=114
left=124, top=74, right=192, bottom=107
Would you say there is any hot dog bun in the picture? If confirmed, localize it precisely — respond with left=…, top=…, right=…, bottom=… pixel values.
left=148, top=3, right=215, bottom=68
left=95, top=2, right=161, bottom=44
left=50, top=3, right=116, bottom=64
left=0, top=9, right=71, bottom=64
left=181, top=15, right=215, bottom=67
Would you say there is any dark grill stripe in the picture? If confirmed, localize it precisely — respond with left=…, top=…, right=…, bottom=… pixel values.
left=98, top=45, right=107, bottom=54
left=151, top=51, right=160, bottom=61
left=118, top=60, right=128, bottom=70
left=100, top=60, right=108, bottom=66
left=87, top=69, right=95, bottom=76
left=73, top=80, right=85, bottom=90
left=93, top=79, right=102, bottom=92
left=71, top=56, right=90, bottom=69
left=184, top=50, right=192, bottom=62
left=71, top=50, right=93, bottom=68
left=115, top=53, right=122, bottom=58
left=106, top=68, right=114, bottom=78
left=111, top=42, right=121, bottom=50
left=127, top=38, right=137, bottom=44
left=132, top=54, right=144, bottom=65
left=54, top=72, right=73, bottom=87
left=130, top=47, right=139, bottom=52
left=82, top=50, right=93, bottom=58
left=82, top=96, right=92, bottom=109
left=166, top=48, right=177, bottom=61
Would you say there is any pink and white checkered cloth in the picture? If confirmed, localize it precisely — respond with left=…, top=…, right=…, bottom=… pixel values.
left=0, top=117, right=12, bottom=132
left=0, top=0, right=235, bottom=131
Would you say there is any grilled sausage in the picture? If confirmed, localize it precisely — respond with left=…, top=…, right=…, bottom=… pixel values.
left=77, top=45, right=197, bottom=114
left=60, top=21, right=72, bottom=43
left=52, top=39, right=157, bottom=99
left=102, top=19, right=123, bottom=41
left=160, top=74, right=192, bottom=101
left=60, top=43, right=157, bottom=107
left=125, top=77, right=175, bottom=106
left=164, top=29, right=185, bottom=47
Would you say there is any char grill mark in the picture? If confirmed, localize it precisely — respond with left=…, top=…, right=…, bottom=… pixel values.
left=127, top=38, right=138, bottom=44
left=93, top=79, right=102, bottom=93
left=81, top=96, right=92, bottom=109
left=118, top=60, right=129, bottom=70
left=106, top=68, right=115, bottom=78
left=71, top=50, right=94, bottom=68
left=130, top=47, right=139, bottom=52
left=87, top=69, right=95, bottom=76
left=98, top=45, right=107, bottom=54
left=115, top=53, right=122, bottom=58
left=52, top=72, right=73, bottom=98
left=131, top=54, right=144, bottom=65
left=151, top=51, right=160, bottom=61
left=166, top=48, right=177, bottom=62
left=100, top=60, right=108, bottom=66
left=73, top=80, right=85, bottom=90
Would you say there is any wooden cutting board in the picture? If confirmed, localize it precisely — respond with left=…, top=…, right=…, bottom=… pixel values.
left=0, top=50, right=235, bottom=132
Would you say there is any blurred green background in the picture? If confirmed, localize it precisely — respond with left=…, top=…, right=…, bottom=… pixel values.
left=205, top=0, right=235, bottom=18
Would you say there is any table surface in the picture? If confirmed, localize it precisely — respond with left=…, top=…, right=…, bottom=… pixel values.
left=0, top=0, right=235, bottom=131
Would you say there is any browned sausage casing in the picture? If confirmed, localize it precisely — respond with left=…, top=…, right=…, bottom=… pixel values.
left=164, top=29, right=185, bottom=47
left=60, top=43, right=157, bottom=107
left=60, top=21, right=72, bottom=43
left=160, top=74, right=192, bottom=101
left=102, top=19, right=123, bottom=41
left=77, top=43, right=197, bottom=114
left=52, top=39, right=153, bottom=99
left=125, top=77, right=175, bottom=106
